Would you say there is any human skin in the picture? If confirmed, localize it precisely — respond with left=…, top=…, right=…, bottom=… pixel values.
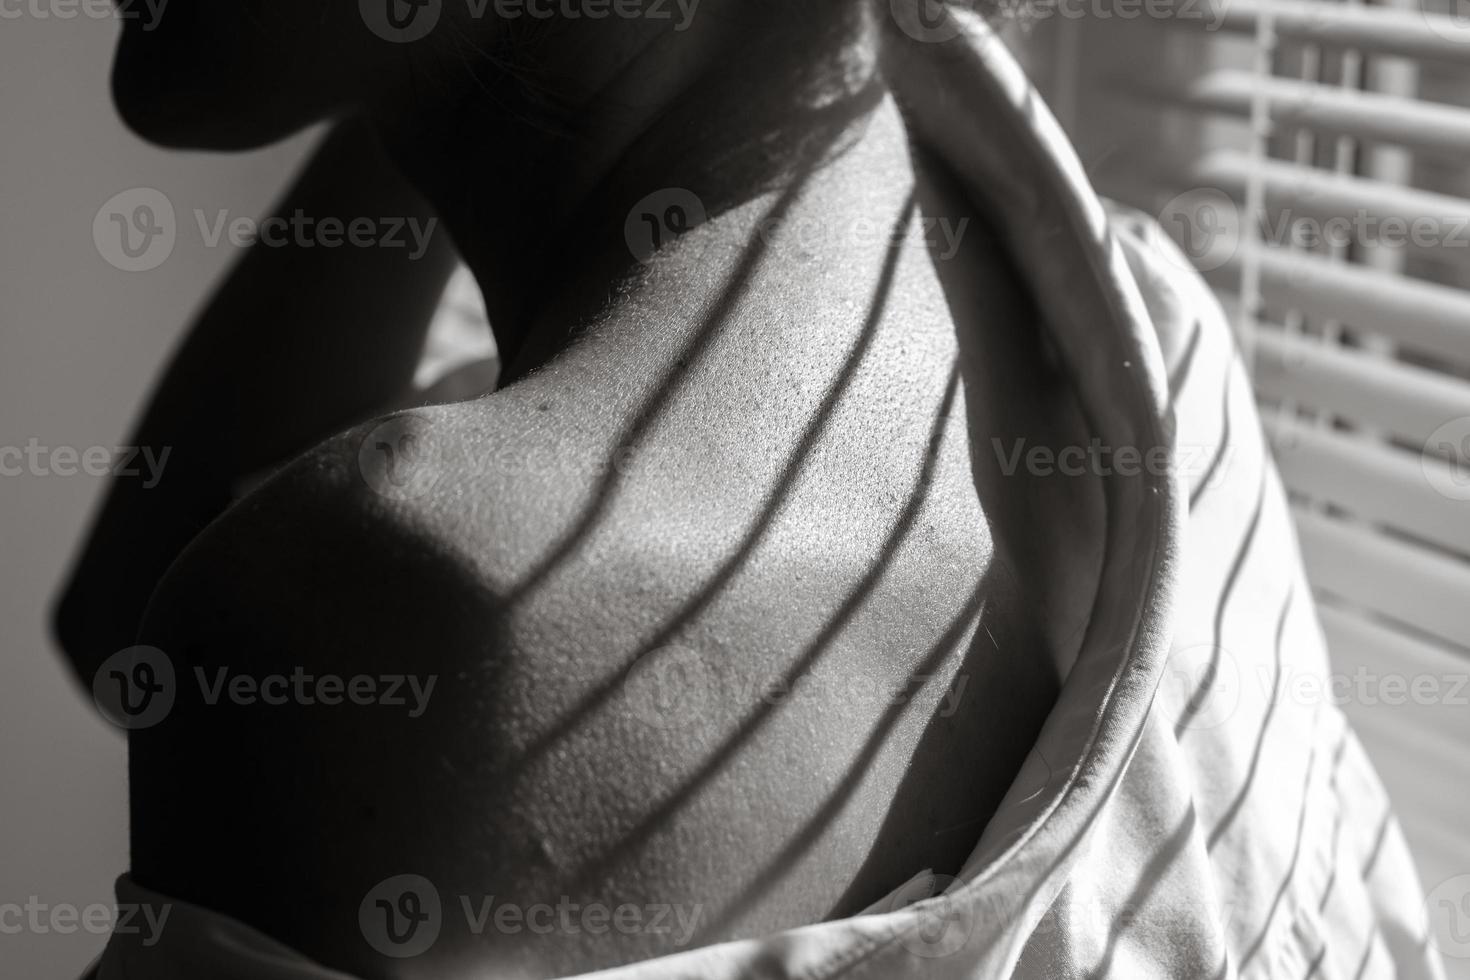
left=58, top=1, right=1106, bottom=977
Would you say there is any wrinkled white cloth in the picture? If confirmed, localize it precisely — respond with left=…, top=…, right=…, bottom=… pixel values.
left=93, top=8, right=1444, bottom=980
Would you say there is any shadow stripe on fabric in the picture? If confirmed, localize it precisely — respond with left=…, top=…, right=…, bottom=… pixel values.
left=1353, top=923, right=1381, bottom=980
left=1176, top=469, right=1268, bottom=737
left=1238, top=709, right=1326, bottom=971
left=1315, top=727, right=1356, bottom=921
left=1086, top=804, right=1200, bottom=980
left=1189, top=366, right=1235, bottom=510
left=1361, top=807, right=1394, bottom=881
left=1206, top=584, right=1297, bottom=852
left=1168, top=320, right=1204, bottom=402
left=1317, top=807, right=1344, bottom=917
left=1303, top=940, right=1329, bottom=980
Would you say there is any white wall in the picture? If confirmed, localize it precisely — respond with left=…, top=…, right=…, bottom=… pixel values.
left=0, top=13, right=311, bottom=977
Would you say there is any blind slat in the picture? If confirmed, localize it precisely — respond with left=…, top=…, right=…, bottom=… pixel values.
left=1294, top=507, right=1470, bottom=649
left=1132, top=69, right=1470, bottom=156
left=1198, top=0, right=1470, bottom=65
left=1252, top=327, right=1470, bottom=443
left=1318, top=602, right=1470, bottom=678
left=1205, top=247, right=1470, bottom=364
left=1317, top=605, right=1470, bottom=887
left=1265, top=416, right=1470, bottom=554
left=1193, top=151, right=1470, bottom=229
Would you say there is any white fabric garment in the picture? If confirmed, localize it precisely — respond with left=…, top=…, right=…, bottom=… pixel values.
left=92, top=8, right=1446, bottom=980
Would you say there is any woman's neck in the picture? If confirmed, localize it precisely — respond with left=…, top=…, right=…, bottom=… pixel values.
left=369, top=0, right=889, bottom=373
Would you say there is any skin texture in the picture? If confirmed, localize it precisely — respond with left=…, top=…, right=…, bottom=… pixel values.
left=58, top=1, right=1105, bottom=977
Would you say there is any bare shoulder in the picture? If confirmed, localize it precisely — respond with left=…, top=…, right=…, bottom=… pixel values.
left=127, top=399, right=545, bottom=962
left=128, top=376, right=1058, bottom=975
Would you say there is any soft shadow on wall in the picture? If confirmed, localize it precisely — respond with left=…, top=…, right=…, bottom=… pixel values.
left=0, top=14, right=314, bottom=980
